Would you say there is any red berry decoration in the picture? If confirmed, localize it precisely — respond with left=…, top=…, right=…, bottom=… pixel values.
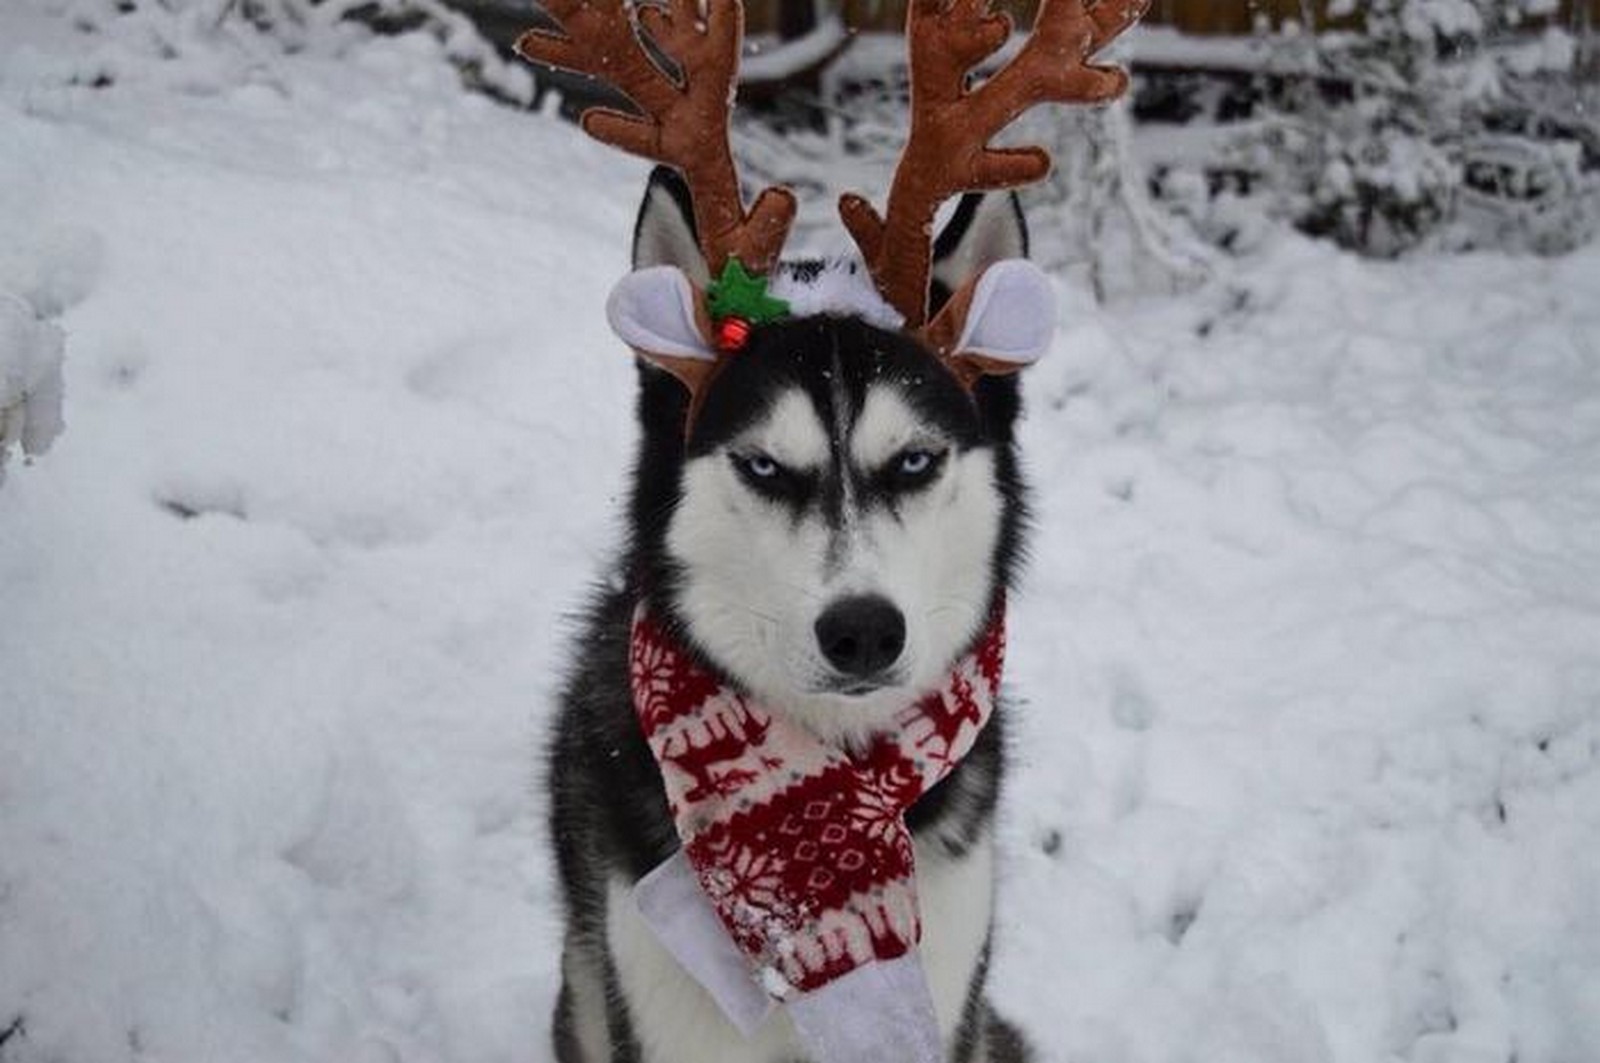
left=716, top=316, right=752, bottom=352
left=705, top=258, right=787, bottom=355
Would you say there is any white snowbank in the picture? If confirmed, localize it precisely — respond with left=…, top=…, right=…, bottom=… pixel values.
left=0, top=197, right=103, bottom=482
left=998, top=240, right=1600, bottom=1063
left=2, top=3, right=1598, bottom=1063
left=0, top=294, right=65, bottom=480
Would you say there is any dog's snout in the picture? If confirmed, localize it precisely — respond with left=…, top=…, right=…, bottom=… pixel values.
left=815, top=595, right=906, bottom=680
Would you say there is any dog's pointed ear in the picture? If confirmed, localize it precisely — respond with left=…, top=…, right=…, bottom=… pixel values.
left=922, top=193, right=1049, bottom=388
left=928, top=191, right=1029, bottom=319
left=620, top=169, right=723, bottom=393
left=922, top=260, right=1055, bottom=388
left=632, top=166, right=711, bottom=287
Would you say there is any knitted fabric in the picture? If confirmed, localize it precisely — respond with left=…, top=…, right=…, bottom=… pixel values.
left=628, top=605, right=1004, bottom=997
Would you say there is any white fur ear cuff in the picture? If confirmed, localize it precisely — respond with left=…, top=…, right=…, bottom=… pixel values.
left=606, top=266, right=716, bottom=362
left=950, top=259, right=1055, bottom=366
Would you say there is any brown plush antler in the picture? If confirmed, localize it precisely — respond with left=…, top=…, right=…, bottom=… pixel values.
left=517, top=0, right=796, bottom=276
left=840, top=0, right=1147, bottom=327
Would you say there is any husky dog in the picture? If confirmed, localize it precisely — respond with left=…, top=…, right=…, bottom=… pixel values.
left=545, top=167, right=1036, bottom=1063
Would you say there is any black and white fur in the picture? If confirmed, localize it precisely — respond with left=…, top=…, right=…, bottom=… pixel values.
left=546, top=168, right=1036, bottom=1063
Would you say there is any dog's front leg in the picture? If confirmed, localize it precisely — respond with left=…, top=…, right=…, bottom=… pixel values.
left=554, top=930, right=629, bottom=1063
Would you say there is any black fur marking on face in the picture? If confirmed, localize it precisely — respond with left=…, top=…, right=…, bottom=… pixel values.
left=729, top=450, right=820, bottom=517
left=690, top=316, right=980, bottom=456
left=687, top=316, right=989, bottom=538
left=877, top=446, right=949, bottom=494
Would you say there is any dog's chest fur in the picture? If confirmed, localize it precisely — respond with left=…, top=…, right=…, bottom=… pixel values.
left=605, top=834, right=995, bottom=1063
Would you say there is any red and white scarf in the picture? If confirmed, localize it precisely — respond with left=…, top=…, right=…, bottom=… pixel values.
left=628, top=604, right=1005, bottom=998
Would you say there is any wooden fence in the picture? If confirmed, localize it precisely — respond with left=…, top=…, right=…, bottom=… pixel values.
left=1144, top=0, right=1593, bottom=35
left=757, top=0, right=1599, bottom=36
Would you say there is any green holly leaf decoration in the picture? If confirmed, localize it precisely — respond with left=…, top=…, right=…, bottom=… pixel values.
left=706, top=258, right=789, bottom=325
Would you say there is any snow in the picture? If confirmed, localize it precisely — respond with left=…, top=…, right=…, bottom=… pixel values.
left=3, top=4, right=1599, bottom=1063
left=998, top=243, right=1600, bottom=1063
left=830, top=25, right=1303, bottom=86
left=741, top=15, right=851, bottom=82
left=1120, top=25, right=1290, bottom=73
left=0, top=294, right=65, bottom=481
left=0, top=197, right=78, bottom=480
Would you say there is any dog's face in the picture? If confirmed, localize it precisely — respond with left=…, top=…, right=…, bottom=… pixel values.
left=626, top=171, right=1031, bottom=742
left=667, top=316, right=1012, bottom=741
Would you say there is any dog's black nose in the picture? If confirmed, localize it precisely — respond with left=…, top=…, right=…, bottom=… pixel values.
left=815, top=595, right=906, bottom=680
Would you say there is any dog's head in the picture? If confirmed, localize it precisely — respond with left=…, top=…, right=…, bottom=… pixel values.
left=516, top=0, right=1143, bottom=739
left=623, top=169, right=1038, bottom=741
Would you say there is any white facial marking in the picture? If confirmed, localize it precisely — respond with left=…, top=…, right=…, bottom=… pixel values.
left=850, top=389, right=946, bottom=473
left=667, top=379, right=1002, bottom=745
left=735, top=389, right=829, bottom=471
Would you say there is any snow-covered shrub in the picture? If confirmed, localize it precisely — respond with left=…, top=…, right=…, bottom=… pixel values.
left=1455, top=131, right=1596, bottom=253
left=1234, top=94, right=1461, bottom=257
left=0, top=292, right=65, bottom=486
left=1021, top=101, right=1215, bottom=299
left=1234, top=0, right=1598, bottom=256
left=49, top=0, right=532, bottom=102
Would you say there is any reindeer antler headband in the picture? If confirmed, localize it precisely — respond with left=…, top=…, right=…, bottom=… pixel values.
left=516, top=0, right=1147, bottom=410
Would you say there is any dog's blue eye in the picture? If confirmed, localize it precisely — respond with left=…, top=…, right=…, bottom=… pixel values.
left=885, top=448, right=945, bottom=491
left=733, top=451, right=817, bottom=506
left=743, top=454, right=780, bottom=478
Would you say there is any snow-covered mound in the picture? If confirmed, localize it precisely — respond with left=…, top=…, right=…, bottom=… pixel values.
left=0, top=294, right=65, bottom=484
left=0, top=186, right=86, bottom=485
left=2, top=3, right=1598, bottom=1063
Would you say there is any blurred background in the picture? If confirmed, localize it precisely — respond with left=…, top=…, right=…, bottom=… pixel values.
left=462, top=0, right=1600, bottom=275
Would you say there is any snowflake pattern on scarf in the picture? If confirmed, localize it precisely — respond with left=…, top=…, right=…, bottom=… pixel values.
left=628, top=605, right=1005, bottom=996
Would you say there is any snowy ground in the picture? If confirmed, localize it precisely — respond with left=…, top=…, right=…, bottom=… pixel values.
left=3, top=6, right=1600, bottom=1063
